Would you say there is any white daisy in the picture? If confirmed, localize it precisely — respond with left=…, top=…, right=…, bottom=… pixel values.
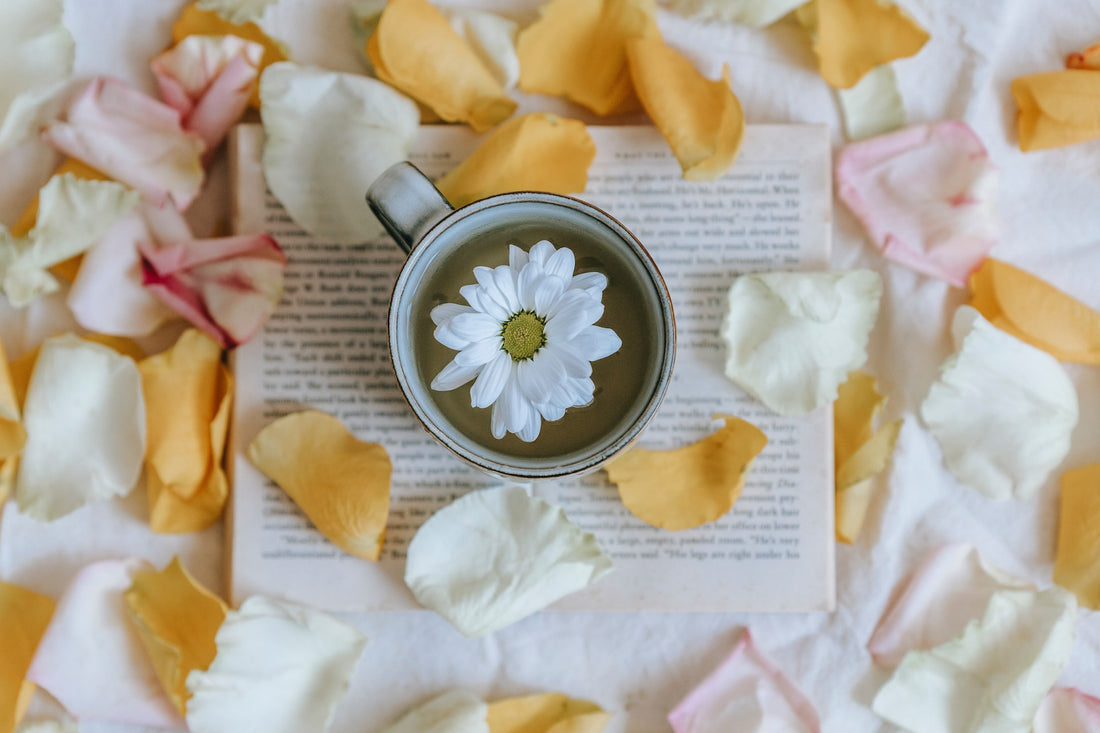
left=430, top=239, right=622, bottom=442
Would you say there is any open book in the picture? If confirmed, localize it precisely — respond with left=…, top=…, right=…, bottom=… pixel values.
left=228, top=123, right=835, bottom=613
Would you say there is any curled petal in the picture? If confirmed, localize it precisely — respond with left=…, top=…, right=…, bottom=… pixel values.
left=16, top=335, right=145, bottom=521
left=367, top=0, right=516, bottom=131
left=247, top=410, right=391, bottom=561
left=444, top=9, right=521, bottom=89
left=42, top=78, right=205, bottom=210
left=437, top=113, right=595, bottom=208
left=0, top=581, right=55, bottom=733
left=1035, top=688, right=1100, bottom=733
left=487, top=693, right=611, bottom=733
left=837, top=121, right=998, bottom=288
left=405, top=485, right=613, bottom=637
left=837, top=64, right=905, bottom=141
left=721, top=270, right=882, bottom=415
left=516, top=0, right=659, bottom=116
left=627, top=39, right=745, bottom=181
left=140, top=233, right=287, bottom=349
left=1053, top=464, right=1100, bottom=610
left=1012, top=70, right=1100, bottom=152
left=152, top=35, right=264, bottom=156
left=669, top=631, right=820, bottom=733
left=260, top=62, right=419, bottom=245
left=969, top=258, right=1100, bottom=365
left=379, top=690, right=488, bottom=733
left=185, top=596, right=367, bottom=733
left=27, top=559, right=181, bottom=728
left=920, top=307, right=1078, bottom=500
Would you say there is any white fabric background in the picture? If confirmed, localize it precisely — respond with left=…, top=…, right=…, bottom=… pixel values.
left=1, top=0, right=1099, bottom=730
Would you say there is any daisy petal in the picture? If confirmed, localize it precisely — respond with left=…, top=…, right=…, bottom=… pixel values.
left=430, top=302, right=474, bottom=326
left=570, top=271, right=607, bottom=294
left=432, top=360, right=482, bottom=392
left=434, top=323, right=472, bottom=351
left=508, top=244, right=528, bottom=271
left=546, top=342, right=593, bottom=379
left=491, top=400, right=507, bottom=440
left=492, top=265, right=521, bottom=313
left=533, top=275, right=567, bottom=315
left=470, top=352, right=511, bottom=408
left=546, top=296, right=604, bottom=343
left=528, top=240, right=555, bottom=268
left=516, top=264, right=542, bottom=312
left=516, top=358, right=554, bottom=407
left=920, top=306, right=1078, bottom=500
left=404, top=485, right=613, bottom=637
left=379, top=690, right=488, bottom=733
left=185, top=596, right=367, bottom=733
left=518, top=409, right=541, bottom=442
left=570, top=325, right=622, bottom=362
left=454, top=338, right=503, bottom=368
left=543, top=247, right=576, bottom=280
left=449, top=312, right=501, bottom=343
left=502, top=376, right=530, bottom=436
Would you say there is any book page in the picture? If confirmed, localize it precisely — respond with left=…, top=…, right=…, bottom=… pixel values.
left=229, top=123, right=834, bottom=612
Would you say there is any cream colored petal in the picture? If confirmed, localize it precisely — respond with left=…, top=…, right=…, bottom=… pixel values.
left=185, top=596, right=367, bottom=733
left=0, top=582, right=55, bottom=733
left=380, top=690, right=489, bottom=733
left=195, top=0, right=279, bottom=24
left=124, top=558, right=227, bottom=716
left=0, top=0, right=74, bottom=153
left=15, top=335, right=146, bottom=521
left=721, top=270, right=882, bottom=415
left=605, top=415, right=767, bottom=531
left=872, top=587, right=1077, bottom=733
left=920, top=306, right=1078, bottom=501
left=487, top=693, right=611, bottom=733
left=247, top=410, right=391, bottom=560
left=260, top=62, right=419, bottom=245
left=837, top=64, right=905, bottom=141
left=445, top=9, right=521, bottom=89
left=26, top=559, right=182, bottom=728
left=1034, top=688, right=1100, bottom=733
left=1053, top=464, right=1100, bottom=610
left=405, top=486, right=612, bottom=637
left=663, top=0, right=809, bottom=27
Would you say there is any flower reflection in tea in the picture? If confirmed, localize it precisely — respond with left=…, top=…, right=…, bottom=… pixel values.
left=429, top=240, right=621, bottom=442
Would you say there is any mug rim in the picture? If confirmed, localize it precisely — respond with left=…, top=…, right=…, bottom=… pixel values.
left=388, top=190, right=676, bottom=480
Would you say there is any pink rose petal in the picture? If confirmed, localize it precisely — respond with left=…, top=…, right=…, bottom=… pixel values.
left=669, top=630, right=820, bottom=733
left=140, top=233, right=286, bottom=348
left=1036, top=688, right=1100, bottom=733
left=42, top=77, right=205, bottom=210
left=25, top=559, right=183, bottom=728
left=836, top=121, right=999, bottom=288
left=868, top=543, right=1033, bottom=667
left=151, top=35, right=263, bottom=159
left=67, top=202, right=189, bottom=337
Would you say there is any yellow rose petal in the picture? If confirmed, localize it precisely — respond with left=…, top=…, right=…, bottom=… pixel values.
left=139, top=330, right=232, bottom=534
left=626, top=37, right=745, bottom=181
left=517, top=0, right=659, bottom=116
left=366, top=0, right=516, bottom=132
left=834, top=372, right=900, bottom=544
left=0, top=335, right=26, bottom=508
left=1067, top=42, right=1100, bottom=70
left=969, top=258, right=1100, bottom=365
left=800, top=0, right=929, bottom=89
left=172, top=2, right=288, bottom=108
left=124, top=558, right=228, bottom=716
left=0, top=582, right=55, bottom=733
left=247, top=410, right=392, bottom=560
left=436, top=112, right=596, bottom=207
left=1011, top=70, right=1100, bottom=152
left=487, top=693, right=611, bottom=733
left=1053, top=464, right=1100, bottom=610
left=605, top=415, right=767, bottom=531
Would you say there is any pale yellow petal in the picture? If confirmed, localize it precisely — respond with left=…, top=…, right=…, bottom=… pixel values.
left=627, top=38, right=744, bottom=181
left=436, top=113, right=596, bottom=207
left=0, top=582, right=55, bottom=733
left=1053, top=464, right=1100, bottom=610
left=124, top=558, right=227, bottom=716
left=605, top=415, right=767, bottom=531
left=366, top=0, right=515, bottom=132
left=247, top=410, right=392, bottom=560
left=487, top=693, right=611, bottom=733
left=517, top=0, right=658, bottom=116
left=833, top=370, right=882, bottom=468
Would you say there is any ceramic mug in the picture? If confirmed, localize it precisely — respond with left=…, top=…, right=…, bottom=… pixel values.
left=366, top=162, right=675, bottom=480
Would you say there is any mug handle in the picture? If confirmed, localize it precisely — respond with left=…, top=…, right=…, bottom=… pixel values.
left=366, top=162, right=454, bottom=254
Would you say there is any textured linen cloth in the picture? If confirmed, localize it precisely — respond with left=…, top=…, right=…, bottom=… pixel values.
left=1, top=1, right=1098, bottom=731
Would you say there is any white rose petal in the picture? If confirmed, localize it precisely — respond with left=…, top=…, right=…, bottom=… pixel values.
left=380, top=690, right=489, bottom=733
left=838, top=64, right=905, bottom=141
left=0, top=0, right=74, bottom=153
left=663, top=0, right=809, bottom=27
left=16, top=335, right=146, bottom=521
left=720, top=270, right=882, bottom=415
left=260, top=62, right=419, bottom=245
left=1034, top=688, right=1100, bottom=733
left=26, top=559, right=182, bottom=728
left=196, top=0, right=280, bottom=24
left=186, top=595, right=367, bottom=733
left=872, top=587, right=1078, bottom=733
left=405, top=485, right=613, bottom=637
left=445, top=9, right=520, bottom=89
left=921, top=306, right=1078, bottom=500
left=0, top=174, right=140, bottom=307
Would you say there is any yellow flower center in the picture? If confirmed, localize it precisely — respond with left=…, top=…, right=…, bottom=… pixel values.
left=501, top=311, right=546, bottom=361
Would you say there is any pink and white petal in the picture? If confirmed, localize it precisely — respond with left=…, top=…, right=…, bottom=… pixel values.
left=470, top=351, right=511, bottom=408
left=42, top=78, right=205, bottom=210
left=570, top=271, right=607, bottom=294
left=151, top=35, right=262, bottom=110
left=185, top=53, right=262, bottom=156
left=669, top=630, right=820, bottom=733
left=449, top=312, right=501, bottom=343
left=455, top=337, right=502, bottom=369
left=431, top=302, right=474, bottom=326
left=836, top=121, right=998, bottom=288
left=543, top=246, right=575, bottom=280
left=432, top=359, right=482, bottom=391
left=571, top=325, right=622, bottom=362
left=868, top=544, right=1033, bottom=667
left=1035, top=688, right=1100, bottom=733
left=67, top=203, right=186, bottom=337
left=26, top=559, right=182, bottom=728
